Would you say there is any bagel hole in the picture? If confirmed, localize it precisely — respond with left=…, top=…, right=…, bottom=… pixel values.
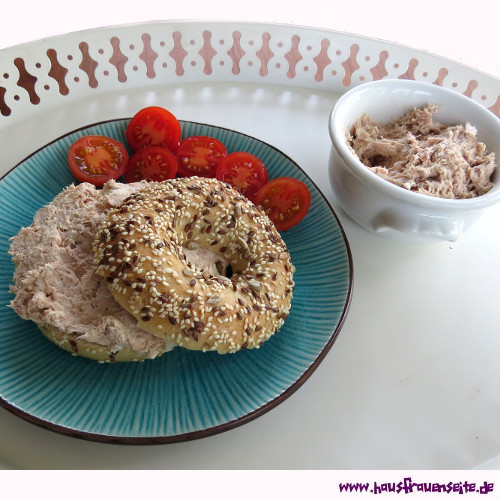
left=215, top=260, right=233, bottom=278
left=184, top=247, right=235, bottom=279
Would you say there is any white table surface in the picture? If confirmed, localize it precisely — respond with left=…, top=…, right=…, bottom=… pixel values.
left=1, top=0, right=500, bottom=472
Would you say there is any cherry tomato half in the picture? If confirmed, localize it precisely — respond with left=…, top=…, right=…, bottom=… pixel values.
left=126, top=106, right=182, bottom=152
left=124, top=146, right=178, bottom=183
left=175, top=136, right=227, bottom=178
left=215, top=152, right=268, bottom=201
left=253, top=177, right=311, bottom=231
left=68, top=135, right=129, bottom=186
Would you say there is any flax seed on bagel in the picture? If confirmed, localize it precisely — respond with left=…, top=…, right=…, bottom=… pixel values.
left=92, top=177, right=295, bottom=354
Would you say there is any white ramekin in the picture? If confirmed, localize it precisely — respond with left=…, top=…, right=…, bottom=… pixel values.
left=328, top=79, right=500, bottom=243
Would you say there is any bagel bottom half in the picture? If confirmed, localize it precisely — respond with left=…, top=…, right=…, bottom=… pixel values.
left=9, top=181, right=175, bottom=362
left=37, top=324, right=165, bottom=362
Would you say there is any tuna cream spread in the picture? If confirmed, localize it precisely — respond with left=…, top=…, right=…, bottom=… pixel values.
left=9, top=181, right=176, bottom=362
left=346, top=104, right=496, bottom=199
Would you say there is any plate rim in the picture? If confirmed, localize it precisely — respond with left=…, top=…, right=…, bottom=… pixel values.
left=0, top=118, right=353, bottom=444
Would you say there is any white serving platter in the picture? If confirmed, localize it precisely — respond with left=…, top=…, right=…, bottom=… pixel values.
left=0, top=21, right=499, bottom=470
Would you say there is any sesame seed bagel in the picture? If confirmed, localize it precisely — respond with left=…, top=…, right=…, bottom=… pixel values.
left=92, top=177, right=295, bottom=354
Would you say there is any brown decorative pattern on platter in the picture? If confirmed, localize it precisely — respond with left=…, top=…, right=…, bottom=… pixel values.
left=1, top=22, right=500, bottom=120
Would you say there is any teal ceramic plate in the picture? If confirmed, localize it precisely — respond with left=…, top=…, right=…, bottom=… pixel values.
left=0, top=120, right=352, bottom=443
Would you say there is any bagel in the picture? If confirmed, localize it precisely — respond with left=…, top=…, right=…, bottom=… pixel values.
left=93, top=177, right=295, bottom=354
left=9, top=181, right=176, bottom=362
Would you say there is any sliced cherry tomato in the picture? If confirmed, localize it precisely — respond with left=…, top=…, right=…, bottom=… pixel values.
left=68, top=135, right=129, bottom=186
left=124, top=146, right=178, bottom=182
left=126, top=106, right=182, bottom=152
left=175, top=136, right=227, bottom=178
left=253, top=177, right=311, bottom=231
left=215, top=152, right=268, bottom=200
